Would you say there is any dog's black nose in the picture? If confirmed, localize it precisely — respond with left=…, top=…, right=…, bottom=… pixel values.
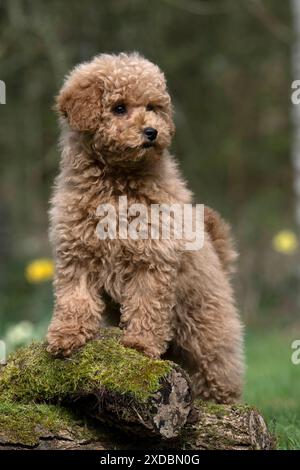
left=143, top=127, right=158, bottom=141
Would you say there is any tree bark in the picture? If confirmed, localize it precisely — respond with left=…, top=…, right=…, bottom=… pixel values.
left=0, top=327, right=275, bottom=450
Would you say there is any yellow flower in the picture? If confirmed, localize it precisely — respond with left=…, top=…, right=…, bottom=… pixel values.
left=25, top=258, right=54, bottom=283
left=272, top=230, right=298, bottom=255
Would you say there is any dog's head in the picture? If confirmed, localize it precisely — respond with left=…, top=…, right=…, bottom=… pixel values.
left=56, top=53, right=175, bottom=165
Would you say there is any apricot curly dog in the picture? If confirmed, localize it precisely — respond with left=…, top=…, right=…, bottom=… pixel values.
left=46, top=53, right=244, bottom=403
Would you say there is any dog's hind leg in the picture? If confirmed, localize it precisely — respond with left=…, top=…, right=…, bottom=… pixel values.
left=170, top=249, right=244, bottom=404
left=172, top=299, right=244, bottom=404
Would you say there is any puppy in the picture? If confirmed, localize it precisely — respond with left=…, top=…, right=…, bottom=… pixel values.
left=46, top=53, right=244, bottom=403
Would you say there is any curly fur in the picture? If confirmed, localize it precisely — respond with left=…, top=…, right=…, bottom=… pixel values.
left=46, top=52, right=244, bottom=403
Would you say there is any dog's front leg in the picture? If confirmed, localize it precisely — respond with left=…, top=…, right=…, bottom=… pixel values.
left=47, top=265, right=105, bottom=357
left=120, top=266, right=176, bottom=358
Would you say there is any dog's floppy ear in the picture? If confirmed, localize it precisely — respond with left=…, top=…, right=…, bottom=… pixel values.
left=55, top=75, right=103, bottom=132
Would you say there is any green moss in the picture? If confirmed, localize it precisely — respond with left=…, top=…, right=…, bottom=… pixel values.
left=0, top=401, right=97, bottom=446
left=230, top=403, right=253, bottom=413
left=195, top=400, right=231, bottom=418
left=0, top=328, right=172, bottom=403
left=195, top=400, right=255, bottom=418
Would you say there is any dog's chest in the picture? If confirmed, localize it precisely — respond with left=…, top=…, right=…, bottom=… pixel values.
left=79, top=188, right=152, bottom=252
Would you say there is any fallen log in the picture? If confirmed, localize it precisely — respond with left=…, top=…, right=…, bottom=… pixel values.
left=0, top=401, right=275, bottom=450
left=0, top=328, right=192, bottom=439
left=0, top=327, right=275, bottom=450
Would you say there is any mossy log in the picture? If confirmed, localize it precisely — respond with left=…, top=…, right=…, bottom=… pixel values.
left=0, top=328, right=192, bottom=439
left=0, top=401, right=275, bottom=450
left=0, top=402, right=106, bottom=450
left=0, top=327, right=275, bottom=450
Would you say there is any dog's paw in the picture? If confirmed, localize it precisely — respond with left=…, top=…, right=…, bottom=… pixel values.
left=46, top=327, right=88, bottom=357
left=120, top=334, right=161, bottom=359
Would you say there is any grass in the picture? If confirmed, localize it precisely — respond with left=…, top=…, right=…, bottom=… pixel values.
left=244, top=328, right=300, bottom=450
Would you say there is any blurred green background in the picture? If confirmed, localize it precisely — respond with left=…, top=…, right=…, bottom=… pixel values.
left=0, top=0, right=299, bottom=449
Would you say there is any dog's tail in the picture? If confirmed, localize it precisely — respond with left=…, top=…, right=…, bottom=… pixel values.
left=204, top=206, right=238, bottom=273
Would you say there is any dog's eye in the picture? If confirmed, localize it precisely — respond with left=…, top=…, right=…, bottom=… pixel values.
left=146, top=104, right=163, bottom=113
left=112, top=103, right=127, bottom=115
left=146, top=104, right=155, bottom=112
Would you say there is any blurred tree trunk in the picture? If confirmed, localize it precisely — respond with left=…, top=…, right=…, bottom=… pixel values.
left=291, top=0, right=300, bottom=227
left=291, top=0, right=300, bottom=300
left=0, top=203, right=11, bottom=288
